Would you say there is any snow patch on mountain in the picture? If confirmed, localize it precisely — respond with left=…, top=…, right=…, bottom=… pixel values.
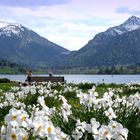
left=123, top=16, right=140, bottom=25
left=0, top=21, right=25, bottom=37
left=106, top=16, right=140, bottom=36
left=0, top=21, right=10, bottom=28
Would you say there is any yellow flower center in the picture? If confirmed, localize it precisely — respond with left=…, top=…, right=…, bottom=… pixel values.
left=112, top=124, right=116, bottom=128
left=11, top=133, right=17, bottom=140
left=22, top=116, right=26, bottom=121
left=47, top=127, right=52, bottom=133
left=22, top=136, right=27, bottom=140
left=12, top=115, right=17, bottom=120
left=108, top=113, right=112, bottom=116
left=37, top=125, right=42, bottom=132
left=104, top=130, right=109, bottom=136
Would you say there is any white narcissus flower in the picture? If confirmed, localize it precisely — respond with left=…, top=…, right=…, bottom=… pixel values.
left=32, top=118, right=46, bottom=138
left=90, top=118, right=100, bottom=133
left=44, top=121, right=56, bottom=139
left=55, top=127, right=69, bottom=140
left=85, top=123, right=92, bottom=133
left=76, top=119, right=86, bottom=133
left=30, top=87, right=36, bottom=95
left=61, top=104, right=72, bottom=122
left=1, top=125, right=6, bottom=139
left=104, top=107, right=117, bottom=120
left=1, top=81, right=138, bottom=140
left=109, top=120, right=129, bottom=140
left=120, top=128, right=129, bottom=140
left=18, top=110, right=29, bottom=128
left=5, top=127, right=22, bottom=140
left=38, top=96, right=46, bottom=108
left=135, top=101, right=140, bottom=109
left=6, top=129, right=18, bottom=140
left=90, top=118, right=100, bottom=140
left=60, top=96, right=72, bottom=122
left=18, top=128, right=28, bottom=140
left=94, top=98, right=103, bottom=109
left=0, top=103, right=3, bottom=108
left=5, top=108, right=21, bottom=127
left=88, top=86, right=98, bottom=98
left=38, top=88, right=44, bottom=95
left=5, top=108, right=30, bottom=128
left=72, top=129, right=83, bottom=140
left=59, top=95, right=67, bottom=103
left=99, top=125, right=112, bottom=140
left=108, top=90, right=114, bottom=97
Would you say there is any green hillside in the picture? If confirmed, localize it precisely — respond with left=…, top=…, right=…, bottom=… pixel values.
left=0, top=59, right=26, bottom=74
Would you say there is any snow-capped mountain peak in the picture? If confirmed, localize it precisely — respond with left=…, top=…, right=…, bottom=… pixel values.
left=0, top=21, right=22, bottom=29
left=0, top=21, right=11, bottom=28
left=123, top=16, right=140, bottom=26
left=0, top=21, right=25, bottom=37
left=106, top=16, right=140, bottom=36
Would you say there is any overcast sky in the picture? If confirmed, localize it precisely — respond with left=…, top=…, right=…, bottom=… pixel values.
left=0, top=0, right=140, bottom=50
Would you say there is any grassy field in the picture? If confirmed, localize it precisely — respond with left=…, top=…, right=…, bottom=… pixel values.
left=0, top=83, right=16, bottom=91
left=0, top=67, right=21, bottom=74
left=0, top=81, right=140, bottom=140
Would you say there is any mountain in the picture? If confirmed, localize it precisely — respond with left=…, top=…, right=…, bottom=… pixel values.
left=59, top=16, right=140, bottom=68
left=0, top=16, right=140, bottom=72
left=0, top=21, right=70, bottom=68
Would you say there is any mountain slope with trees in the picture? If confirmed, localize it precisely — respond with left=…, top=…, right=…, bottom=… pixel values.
left=58, top=16, right=140, bottom=69
left=0, top=59, right=26, bottom=74
left=0, top=22, right=70, bottom=68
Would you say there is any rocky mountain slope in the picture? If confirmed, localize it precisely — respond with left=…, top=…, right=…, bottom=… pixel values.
left=0, top=21, right=69, bottom=68
left=59, top=16, right=140, bottom=68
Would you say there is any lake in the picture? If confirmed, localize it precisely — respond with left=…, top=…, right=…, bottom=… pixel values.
left=0, top=74, right=140, bottom=84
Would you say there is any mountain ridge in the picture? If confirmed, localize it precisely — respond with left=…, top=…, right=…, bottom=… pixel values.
left=58, top=16, right=140, bottom=68
left=0, top=16, right=140, bottom=71
left=0, top=21, right=70, bottom=68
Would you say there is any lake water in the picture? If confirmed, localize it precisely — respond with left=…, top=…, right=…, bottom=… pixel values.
left=0, top=74, right=140, bottom=84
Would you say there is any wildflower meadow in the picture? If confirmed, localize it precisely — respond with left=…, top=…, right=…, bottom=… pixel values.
left=0, top=81, right=140, bottom=140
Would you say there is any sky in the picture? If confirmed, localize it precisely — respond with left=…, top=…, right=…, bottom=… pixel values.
left=0, top=0, right=140, bottom=51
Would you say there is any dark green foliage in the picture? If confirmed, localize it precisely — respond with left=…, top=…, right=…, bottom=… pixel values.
left=0, top=83, right=16, bottom=91
left=44, top=96, right=61, bottom=108
left=0, top=58, right=26, bottom=74
left=52, top=113, right=76, bottom=139
left=0, top=78, right=11, bottom=83
left=116, top=105, right=140, bottom=140
left=0, top=106, right=12, bottom=126
left=20, top=92, right=39, bottom=106
left=77, top=83, right=94, bottom=91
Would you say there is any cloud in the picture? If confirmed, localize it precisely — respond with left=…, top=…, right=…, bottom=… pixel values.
left=0, top=0, right=140, bottom=50
left=116, top=7, right=129, bottom=13
left=116, top=6, right=140, bottom=15
left=29, top=19, right=110, bottom=50
left=0, top=0, right=70, bottom=7
left=47, top=33, right=91, bottom=51
left=0, top=4, right=128, bottom=50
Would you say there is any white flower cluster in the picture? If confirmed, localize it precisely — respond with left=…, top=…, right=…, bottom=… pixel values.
left=59, top=95, right=72, bottom=122
left=73, top=118, right=128, bottom=140
left=0, top=82, right=140, bottom=140
left=1, top=96, right=69, bottom=140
